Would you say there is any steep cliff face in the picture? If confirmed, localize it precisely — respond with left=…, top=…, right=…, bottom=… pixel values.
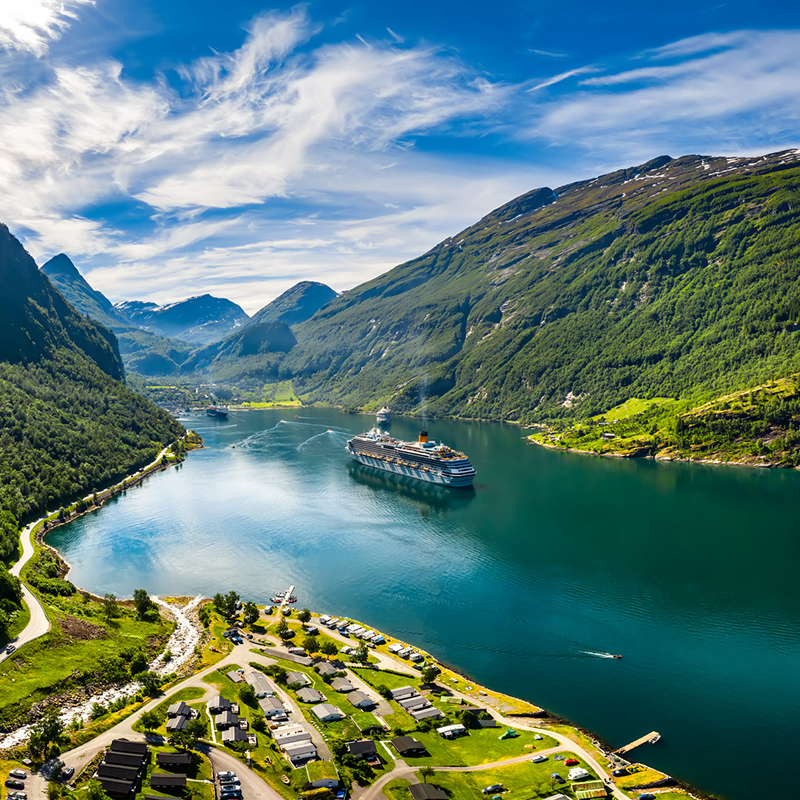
left=0, top=227, right=124, bottom=381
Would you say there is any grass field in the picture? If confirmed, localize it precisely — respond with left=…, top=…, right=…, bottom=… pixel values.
left=409, top=728, right=559, bottom=767
left=0, top=598, right=30, bottom=649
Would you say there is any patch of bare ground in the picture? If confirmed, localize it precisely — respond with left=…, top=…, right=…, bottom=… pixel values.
left=58, top=616, right=108, bottom=641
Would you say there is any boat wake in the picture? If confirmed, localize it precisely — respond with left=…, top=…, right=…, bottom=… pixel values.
left=581, top=650, right=620, bottom=659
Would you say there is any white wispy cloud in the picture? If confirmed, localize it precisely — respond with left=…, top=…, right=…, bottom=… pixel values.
left=528, top=66, right=598, bottom=92
left=0, top=0, right=93, bottom=57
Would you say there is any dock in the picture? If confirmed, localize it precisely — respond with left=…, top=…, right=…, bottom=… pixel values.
left=614, top=732, right=660, bottom=755
left=278, top=585, right=296, bottom=614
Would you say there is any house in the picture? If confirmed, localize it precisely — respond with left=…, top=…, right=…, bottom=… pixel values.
left=97, top=765, right=139, bottom=783
left=305, top=760, right=340, bottom=789
left=346, top=740, right=378, bottom=760
left=436, top=724, right=467, bottom=739
left=105, top=753, right=146, bottom=769
left=286, top=671, right=311, bottom=687
left=245, top=671, right=274, bottom=698
left=222, top=727, right=249, bottom=744
left=398, top=695, right=429, bottom=711
left=347, top=691, right=374, bottom=709
left=410, top=707, right=445, bottom=722
left=296, top=687, right=326, bottom=703
left=352, top=711, right=383, bottom=734
left=215, top=710, right=239, bottom=730
left=258, top=696, right=287, bottom=718
left=390, top=685, right=418, bottom=701
left=110, top=740, right=148, bottom=757
left=97, top=777, right=135, bottom=797
left=274, top=725, right=312, bottom=746
left=408, top=784, right=447, bottom=800
left=150, top=774, right=187, bottom=790
left=315, top=662, right=338, bottom=677
left=208, top=696, right=232, bottom=714
left=331, top=677, right=354, bottom=693
left=165, top=716, right=189, bottom=733
left=166, top=702, right=191, bottom=718
left=282, top=741, right=317, bottom=762
left=156, top=753, right=192, bottom=770
left=311, top=703, right=345, bottom=722
left=226, top=670, right=243, bottom=683
left=391, top=737, right=426, bottom=757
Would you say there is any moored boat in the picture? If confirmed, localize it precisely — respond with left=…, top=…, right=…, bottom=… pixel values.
left=376, top=406, right=392, bottom=424
left=206, top=403, right=229, bottom=418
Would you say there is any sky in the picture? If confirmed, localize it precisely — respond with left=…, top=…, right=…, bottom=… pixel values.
left=1, top=0, right=800, bottom=314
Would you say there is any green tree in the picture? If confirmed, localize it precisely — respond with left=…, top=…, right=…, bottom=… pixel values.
left=420, top=665, right=440, bottom=684
left=28, top=707, right=65, bottom=760
left=297, top=608, right=311, bottom=623
left=276, top=617, right=292, bottom=640
left=140, top=709, right=161, bottom=732
left=302, top=635, right=319, bottom=656
left=352, top=642, right=369, bottom=663
left=239, top=684, right=257, bottom=707
left=85, top=780, right=111, bottom=800
left=320, top=640, right=338, bottom=659
left=212, top=593, right=225, bottom=614
left=102, top=593, right=120, bottom=622
left=419, top=767, right=435, bottom=782
left=242, top=601, right=259, bottom=626
left=132, top=589, right=154, bottom=620
left=136, top=671, right=162, bottom=696
left=222, top=590, right=239, bottom=618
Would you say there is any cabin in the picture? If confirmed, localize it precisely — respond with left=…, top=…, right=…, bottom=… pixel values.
left=296, top=687, right=326, bottom=703
left=390, top=686, right=418, bottom=701
left=347, top=691, right=375, bottom=709
left=150, top=773, right=187, bottom=791
left=97, top=777, right=136, bottom=797
left=110, top=740, right=148, bottom=757
left=274, top=724, right=312, bottom=746
left=258, top=696, right=287, bottom=718
left=282, top=741, right=317, bottom=762
left=156, top=753, right=192, bottom=770
left=410, top=706, right=445, bottom=722
left=436, top=724, right=467, bottom=739
left=222, top=727, right=249, bottom=745
left=208, top=696, right=232, bottom=714
left=311, top=703, right=345, bottom=722
left=398, top=695, right=429, bottom=711
left=409, top=784, right=447, bottom=800
left=346, top=740, right=378, bottom=761
left=305, top=760, right=340, bottom=789
left=166, top=702, right=191, bottom=718
left=165, top=716, right=188, bottom=733
left=286, top=671, right=311, bottom=687
left=315, top=662, right=339, bottom=677
left=215, top=710, right=239, bottom=730
left=391, top=737, right=426, bottom=757
left=226, top=670, right=243, bottom=683
left=331, top=677, right=355, bottom=693
left=97, top=765, right=139, bottom=783
left=245, top=670, right=274, bottom=697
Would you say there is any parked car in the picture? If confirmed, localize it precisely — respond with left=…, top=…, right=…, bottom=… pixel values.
left=217, top=772, right=237, bottom=782
left=481, top=785, right=503, bottom=794
left=220, top=791, right=242, bottom=800
left=5, top=780, right=25, bottom=790
left=550, top=774, right=565, bottom=785
left=60, top=767, right=75, bottom=781
left=638, top=795, right=656, bottom=800
left=612, top=768, right=629, bottom=777
left=9, top=792, right=27, bottom=800
left=4, top=645, right=15, bottom=654
left=565, top=758, right=579, bottom=766
left=530, top=755, right=548, bottom=763
left=9, top=771, right=27, bottom=780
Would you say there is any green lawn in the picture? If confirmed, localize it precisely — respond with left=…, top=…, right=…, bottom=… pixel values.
left=409, top=728, right=559, bottom=767
left=382, top=778, right=412, bottom=800
left=0, top=598, right=30, bottom=648
left=424, top=754, right=597, bottom=800
left=0, top=593, right=174, bottom=728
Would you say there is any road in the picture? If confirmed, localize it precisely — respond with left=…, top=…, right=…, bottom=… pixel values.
left=204, top=745, right=284, bottom=800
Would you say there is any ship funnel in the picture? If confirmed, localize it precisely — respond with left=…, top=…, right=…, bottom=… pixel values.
left=418, top=430, right=428, bottom=443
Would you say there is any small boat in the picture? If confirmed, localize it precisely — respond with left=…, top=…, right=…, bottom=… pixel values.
left=649, top=734, right=661, bottom=744
left=376, top=406, right=392, bottom=424
left=612, top=654, right=622, bottom=660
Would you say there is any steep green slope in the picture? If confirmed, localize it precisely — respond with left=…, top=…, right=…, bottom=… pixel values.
left=286, top=151, right=800, bottom=421
left=40, top=253, right=133, bottom=331
left=116, top=329, right=194, bottom=376
left=0, top=224, right=184, bottom=542
left=248, top=280, right=337, bottom=327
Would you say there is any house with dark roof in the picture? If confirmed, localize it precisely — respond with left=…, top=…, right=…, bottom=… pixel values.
left=346, top=740, right=378, bottom=760
left=97, top=765, right=139, bottom=783
left=105, top=753, right=146, bottom=769
left=409, top=785, right=447, bottom=800
left=156, top=753, right=193, bottom=770
left=208, top=696, right=232, bottom=713
left=410, top=707, right=445, bottom=722
left=150, top=773, right=187, bottom=790
left=391, top=737, right=426, bottom=756
left=110, top=740, right=148, bottom=757
left=222, top=727, right=249, bottom=744
left=167, top=701, right=191, bottom=718
left=97, top=777, right=135, bottom=798
left=398, top=695, right=429, bottom=711
left=165, top=716, right=189, bottom=733
left=215, top=710, right=240, bottom=730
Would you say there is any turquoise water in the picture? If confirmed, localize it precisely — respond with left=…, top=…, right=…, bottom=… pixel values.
left=48, top=408, right=800, bottom=800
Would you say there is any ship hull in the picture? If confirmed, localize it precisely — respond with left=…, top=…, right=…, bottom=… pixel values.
left=349, top=451, right=474, bottom=488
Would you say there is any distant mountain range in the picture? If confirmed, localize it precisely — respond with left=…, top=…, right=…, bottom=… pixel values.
left=39, top=256, right=338, bottom=377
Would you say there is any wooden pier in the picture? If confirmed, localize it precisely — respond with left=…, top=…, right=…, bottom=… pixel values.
left=614, top=732, right=660, bottom=755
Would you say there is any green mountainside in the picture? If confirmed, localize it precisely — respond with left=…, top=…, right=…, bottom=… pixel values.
left=0, top=224, right=184, bottom=565
left=248, top=280, right=337, bottom=327
left=283, top=151, right=800, bottom=425
left=40, top=253, right=134, bottom=331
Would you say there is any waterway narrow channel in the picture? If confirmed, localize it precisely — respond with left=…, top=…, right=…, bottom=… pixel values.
left=48, top=408, right=800, bottom=800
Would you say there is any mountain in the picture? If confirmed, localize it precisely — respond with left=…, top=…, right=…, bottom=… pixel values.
left=181, top=321, right=296, bottom=383
left=282, top=150, right=800, bottom=422
left=248, top=281, right=337, bottom=327
left=116, top=329, right=195, bottom=377
left=40, top=254, right=133, bottom=331
left=115, top=295, right=249, bottom=345
left=0, top=223, right=184, bottom=546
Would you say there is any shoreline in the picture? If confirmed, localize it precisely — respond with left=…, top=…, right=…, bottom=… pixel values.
left=4, top=432, right=715, bottom=800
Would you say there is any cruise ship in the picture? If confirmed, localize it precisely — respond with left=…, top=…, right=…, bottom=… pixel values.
left=206, top=403, right=229, bottom=418
left=345, top=429, right=475, bottom=488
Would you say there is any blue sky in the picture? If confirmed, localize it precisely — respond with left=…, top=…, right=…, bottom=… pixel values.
left=1, top=0, right=799, bottom=313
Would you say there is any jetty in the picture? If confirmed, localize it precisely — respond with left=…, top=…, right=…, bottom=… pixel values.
left=614, top=731, right=660, bottom=755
